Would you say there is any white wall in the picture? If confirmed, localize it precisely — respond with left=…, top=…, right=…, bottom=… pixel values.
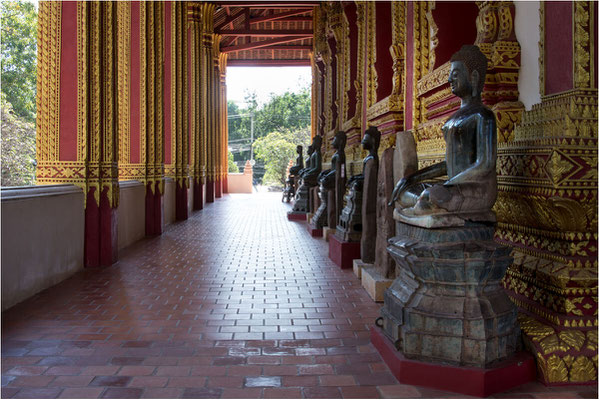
left=164, top=178, right=176, bottom=226
left=117, top=180, right=146, bottom=250
left=515, top=1, right=542, bottom=110
left=1, top=185, right=84, bottom=311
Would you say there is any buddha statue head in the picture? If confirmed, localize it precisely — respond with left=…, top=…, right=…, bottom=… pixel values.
left=448, top=45, right=488, bottom=99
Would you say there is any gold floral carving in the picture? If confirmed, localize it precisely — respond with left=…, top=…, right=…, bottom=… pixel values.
left=573, top=2, right=592, bottom=89
left=77, top=2, right=87, bottom=162
left=425, top=1, right=437, bottom=73
left=366, top=2, right=377, bottom=108
left=538, top=2, right=545, bottom=96
left=117, top=2, right=130, bottom=169
left=518, top=313, right=598, bottom=383
left=35, top=1, right=62, bottom=174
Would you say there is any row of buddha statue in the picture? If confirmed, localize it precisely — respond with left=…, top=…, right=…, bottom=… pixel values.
left=287, top=45, right=520, bottom=369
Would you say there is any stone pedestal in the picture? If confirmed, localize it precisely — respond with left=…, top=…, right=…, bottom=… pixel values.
left=329, top=234, right=360, bottom=269
left=310, top=186, right=320, bottom=214
left=362, top=266, right=393, bottom=303
left=382, top=222, right=520, bottom=367
left=336, top=183, right=362, bottom=242
left=353, top=259, right=373, bottom=279
left=292, top=182, right=311, bottom=213
left=311, top=185, right=328, bottom=229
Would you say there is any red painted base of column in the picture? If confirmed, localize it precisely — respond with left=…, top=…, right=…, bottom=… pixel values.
left=193, top=178, right=203, bottom=210
left=145, top=184, right=163, bottom=236
left=206, top=178, right=215, bottom=203
left=307, top=223, right=323, bottom=237
left=370, top=326, right=537, bottom=397
left=328, top=234, right=360, bottom=269
left=287, top=211, right=307, bottom=221
left=223, top=176, right=228, bottom=194
left=215, top=178, right=222, bottom=198
left=85, top=187, right=118, bottom=268
left=175, top=181, right=188, bottom=220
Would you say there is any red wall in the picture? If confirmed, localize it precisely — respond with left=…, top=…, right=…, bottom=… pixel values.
left=544, top=2, right=573, bottom=95
left=58, top=2, right=78, bottom=161
left=130, top=2, right=141, bottom=164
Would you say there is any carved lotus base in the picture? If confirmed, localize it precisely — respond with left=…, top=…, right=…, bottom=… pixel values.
left=382, top=222, right=520, bottom=368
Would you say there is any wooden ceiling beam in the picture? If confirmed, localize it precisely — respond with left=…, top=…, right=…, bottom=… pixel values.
left=221, top=36, right=308, bottom=53
left=217, top=29, right=312, bottom=37
left=214, top=8, right=246, bottom=31
left=249, top=9, right=311, bottom=24
left=227, top=59, right=311, bottom=67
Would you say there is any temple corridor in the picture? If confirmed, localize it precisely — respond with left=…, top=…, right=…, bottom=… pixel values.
left=1, top=193, right=596, bottom=399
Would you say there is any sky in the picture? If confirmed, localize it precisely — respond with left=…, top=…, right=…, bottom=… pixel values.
left=226, top=67, right=312, bottom=107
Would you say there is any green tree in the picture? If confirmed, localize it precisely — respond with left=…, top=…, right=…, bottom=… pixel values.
left=228, top=150, right=239, bottom=173
left=1, top=0, right=37, bottom=122
left=1, top=94, right=36, bottom=186
left=253, top=128, right=310, bottom=187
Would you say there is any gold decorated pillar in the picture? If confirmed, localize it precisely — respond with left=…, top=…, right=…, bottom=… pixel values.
left=219, top=53, right=229, bottom=194
left=188, top=3, right=203, bottom=210
left=36, top=2, right=120, bottom=267
left=199, top=4, right=216, bottom=203
left=213, top=34, right=223, bottom=198
left=498, top=1, right=598, bottom=385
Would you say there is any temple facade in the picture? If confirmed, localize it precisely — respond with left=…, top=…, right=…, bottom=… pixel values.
left=310, top=1, right=597, bottom=385
left=31, top=0, right=597, bottom=386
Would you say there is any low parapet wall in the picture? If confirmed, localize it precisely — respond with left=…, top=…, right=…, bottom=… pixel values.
left=1, top=184, right=85, bottom=311
left=227, top=173, right=253, bottom=193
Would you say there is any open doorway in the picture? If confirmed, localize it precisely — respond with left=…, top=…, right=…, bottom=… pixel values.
left=226, top=66, right=311, bottom=192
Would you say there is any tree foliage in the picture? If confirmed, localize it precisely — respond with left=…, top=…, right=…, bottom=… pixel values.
left=1, top=94, right=36, bottom=186
left=1, top=1, right=37, bottom=186
left=1, top=0, right=37, bottom=122
left=228, top=86, right=311, bottom=186
left=228, top=150, right=239, bottom=173
left=253, top=128, right=310, bottom=187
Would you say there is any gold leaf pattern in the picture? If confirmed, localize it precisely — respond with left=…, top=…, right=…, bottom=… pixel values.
left=586, top=330, right=598, bottom=351
left=570, top=356, right=597, bottom=382
left=558, top=330, right=586, bottom=351
left=539, top=354, right=569, bottom=383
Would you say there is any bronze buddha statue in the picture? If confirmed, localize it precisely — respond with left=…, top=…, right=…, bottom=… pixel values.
left=389, top=45, right=497, bottom=228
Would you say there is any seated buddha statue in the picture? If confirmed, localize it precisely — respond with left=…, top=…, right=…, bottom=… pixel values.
left=299, top=135, right=322, bottom=187
left=288, top=145, right=304, bottom=177
left=388, top=45, right=497, bottom=228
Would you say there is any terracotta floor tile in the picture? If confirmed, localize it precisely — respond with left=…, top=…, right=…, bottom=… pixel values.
left=4, top=193, right=590, bottom=399
left=58, top=387, right=104, bottom=398
left=101, top=387, right=143, bottom=398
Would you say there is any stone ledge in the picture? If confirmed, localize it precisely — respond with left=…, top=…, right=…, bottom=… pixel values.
left=1, top=184, right=83, bottom=201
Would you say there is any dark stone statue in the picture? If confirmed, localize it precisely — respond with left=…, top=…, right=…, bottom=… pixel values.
left=358, top=126, right=380, bottom=264
left=293, top=135, right=322, bottom=212
left=381, top=45, right=519, bottom=368
left=389, top=45, right=497, bottom=228
left=311, top=132, right=346, bottom=229
left=288, top=145, right=304, bottom=177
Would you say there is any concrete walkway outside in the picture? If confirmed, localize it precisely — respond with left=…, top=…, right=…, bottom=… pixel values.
left=2, top=193, right=596, bottom=398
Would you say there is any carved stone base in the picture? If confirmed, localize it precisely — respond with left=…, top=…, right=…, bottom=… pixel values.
left=311, top=185, right=328, bottom=229
left=362, top=266, right=393, bottom=303
left=329, top=234, right=361, bottom=270
left=353, top=259, right=372, bottom=279
left=382, top=222, right=520, bottom=368
left=336, top=183, right=362, bottom=242
left=371, top=326, right=536, bottom=397
left=292, top=182, right=312, bottom=213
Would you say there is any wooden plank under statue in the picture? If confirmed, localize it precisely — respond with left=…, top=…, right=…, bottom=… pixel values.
left=371, top=45, right=535, bottom=397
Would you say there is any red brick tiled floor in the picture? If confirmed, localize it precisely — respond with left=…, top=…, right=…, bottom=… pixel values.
left=2, top=193, right=597, bottom=398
